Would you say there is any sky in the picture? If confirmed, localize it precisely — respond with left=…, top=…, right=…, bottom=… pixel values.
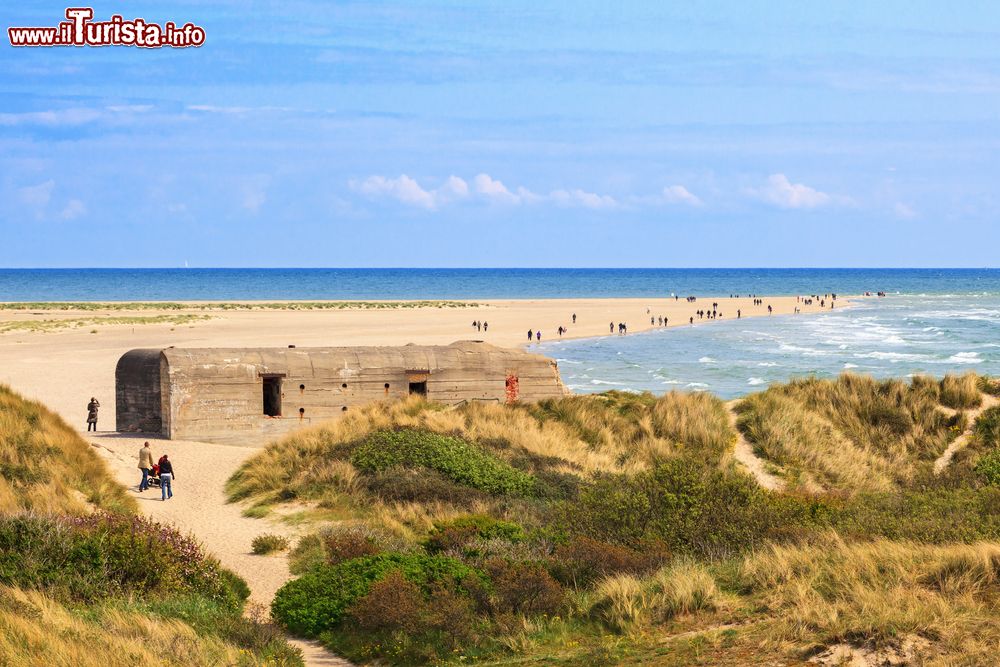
left=1, top=1, right=999, bottom=268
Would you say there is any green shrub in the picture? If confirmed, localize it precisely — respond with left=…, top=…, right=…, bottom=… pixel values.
left=551, top=535, right=670, bottom=586
left=351, top=430, right=535, bottom=496
left=0, top=514, right=244, bottom=609
left=424, top=515, right=526, bottom=555
left=976, top=450, right=1000, bottom=486
left=343, top=570, right=480, bottom=664
left=485, top=559, right=564, bottom=615
left=271, top=552, right=487, bottom=637
left=362, top=466, right=489, bottom=504
left=975, top=407, right=1000, bottom=448
left=251, top=534, right=290, bottom=555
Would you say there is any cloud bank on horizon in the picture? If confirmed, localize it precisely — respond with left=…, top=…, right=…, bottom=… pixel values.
left=0, top=1, right=997, bottom=267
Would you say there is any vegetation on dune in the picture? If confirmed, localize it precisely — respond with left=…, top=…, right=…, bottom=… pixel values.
left=735, top=373, right=973, bottom=493
left=0, top=384, right=134, bottom=514
left=0, top=300, right=478, bottom=311
left=0, top=585, right=258, bottom=667
left=0, top=313, right=210, bottom=334
left=0, top=387, right=301, bottom=666
left=235, top=373, right=1000, bottom=665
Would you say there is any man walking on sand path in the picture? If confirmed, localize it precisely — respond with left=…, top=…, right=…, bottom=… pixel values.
left=86, top=397, right=100, bottom=431
left=137, top=441, right=154, bottom=492
left=159, top=455, right=175, bottom=500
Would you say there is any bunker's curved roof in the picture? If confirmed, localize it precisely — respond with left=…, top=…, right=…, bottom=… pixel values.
left=157, top=340, right=556, bottom=379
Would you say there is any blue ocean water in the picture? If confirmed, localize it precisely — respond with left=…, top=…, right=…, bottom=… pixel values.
left=545, top=293, right=1000, bottom=399
left=2, top=268, right=998, bottom=398
left=1, top=268, right=998, bottom=301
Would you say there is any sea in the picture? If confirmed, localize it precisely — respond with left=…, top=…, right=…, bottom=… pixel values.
left=2, top=268, right=998, bottom=399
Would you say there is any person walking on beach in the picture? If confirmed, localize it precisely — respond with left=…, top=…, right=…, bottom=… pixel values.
left=86, top=397, right=100, bottom=432
left=767, top=305, right=772, bottom=315
left=528, top=329, right=533, bottom=342
left=536, top=330, right=541, bottom=342
left=159, top=455, right=175, bottom=501
left=610, top=321, right=614, bottom=334
left=483, top=321, right=488, bottom=332
left=137, top=441, right=154, bottom=492
left=572, top=313, right=577, bottom=324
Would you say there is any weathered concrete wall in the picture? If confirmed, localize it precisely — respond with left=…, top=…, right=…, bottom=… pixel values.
left=115, top=349, right=163, bottom=433
left=138, top=341, right=566, bottom=446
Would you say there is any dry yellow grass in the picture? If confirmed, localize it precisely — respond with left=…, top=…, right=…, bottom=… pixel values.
left=736, top=374, right=973, bottom=493
left=0, top=384, right=134, bottom=515
left=0, top=586, right=251, bottom=667
left=590, top=560, right=724, bottom=632
left=741, top=533, right=1000, bottom=661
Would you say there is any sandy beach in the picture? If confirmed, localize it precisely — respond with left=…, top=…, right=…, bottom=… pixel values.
left=0, top=294, right=842, bottom=422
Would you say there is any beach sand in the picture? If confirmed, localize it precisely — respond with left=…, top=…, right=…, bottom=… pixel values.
left=0, top=294, right=841, bottom=422
left=0, top=293, right=843, bottom=666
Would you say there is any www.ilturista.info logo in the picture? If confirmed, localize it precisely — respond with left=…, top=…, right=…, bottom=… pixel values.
left=8, top=8, right=205, bottom=48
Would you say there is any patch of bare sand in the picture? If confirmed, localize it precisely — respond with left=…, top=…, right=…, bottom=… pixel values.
left=88, top=433, right=352, bottom=667
left=933, top=393, right=1000, bottom=474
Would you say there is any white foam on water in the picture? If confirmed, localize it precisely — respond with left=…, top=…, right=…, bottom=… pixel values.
left=947, top=352, right=982, bottom=364
left=590, top=379, right=625, bottom=385
left=698, top=356, right=716, bottom=363
left=844, top=363, right=859, bottom=369
left=747, top=377, right=766, bottom=386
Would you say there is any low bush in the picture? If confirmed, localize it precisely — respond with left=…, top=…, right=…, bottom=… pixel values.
left=251, top=534, right=290, bottom=555
left=271, top=552, right=487, bottom=637
left=975, top=450, right=1000, bottom=486
left=424, top=515, right=526, bottom=555
left=351, top=430, right=536, bottom=496
left=344, top=570, right=480, bottom=664
left=551, top=535, right=669, bottom=586
left=485, top=559, right=564, bottom=616
left=974, top=406, right=1000, bottom=448
left=362, top=466, right=489, bottom=504
left=0, top=514, right=244, bottom=610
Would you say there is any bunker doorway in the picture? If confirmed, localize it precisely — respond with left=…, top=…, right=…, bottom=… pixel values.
left=262, top=376, right=282, bottom=416
left=408, top=381, right=427, bottom=396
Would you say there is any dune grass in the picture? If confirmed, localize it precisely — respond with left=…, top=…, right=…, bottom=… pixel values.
left=0, top=384, right=134, bottom=515
left=735, top=374, right=974, bottom=493
left=0, top=314, right=211, bottom=334
left=739, top=533, right=1000, bottom=661
left=0, top=585, right=253, bottom=667
left=0, top=300, right=477, bottom=311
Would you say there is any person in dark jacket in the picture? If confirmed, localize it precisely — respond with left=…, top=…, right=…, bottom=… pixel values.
left=159, top=455, right=175, bottom=501
left=86, top=397, right=100, bottom=432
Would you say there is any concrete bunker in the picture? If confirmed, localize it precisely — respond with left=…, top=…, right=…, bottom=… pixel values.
left=115, top=341, right=567, bottom=446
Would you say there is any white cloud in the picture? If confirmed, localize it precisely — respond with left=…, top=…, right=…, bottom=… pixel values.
left=549, top=188, right=617, bottom=209
left=0, top=109, right=103, bottom=127
left=748, top=173, right=831, bottom=209
left=352, top=173, right=617, bottom=210
left=893, top=202, right=918, bottom=219
left=59, top=199, right=86, bottom=220
left=18, top=180, right=54, bottom=208
left=661, top=184, right=702, bottom=206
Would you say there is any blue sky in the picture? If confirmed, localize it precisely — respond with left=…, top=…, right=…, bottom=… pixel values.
left=1, top=1, right=999, bottom=267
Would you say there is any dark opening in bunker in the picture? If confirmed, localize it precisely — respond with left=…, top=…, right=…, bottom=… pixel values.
left=262, top=376, right=282, bottom=417
left=408, top=381, right=427, bottom=396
